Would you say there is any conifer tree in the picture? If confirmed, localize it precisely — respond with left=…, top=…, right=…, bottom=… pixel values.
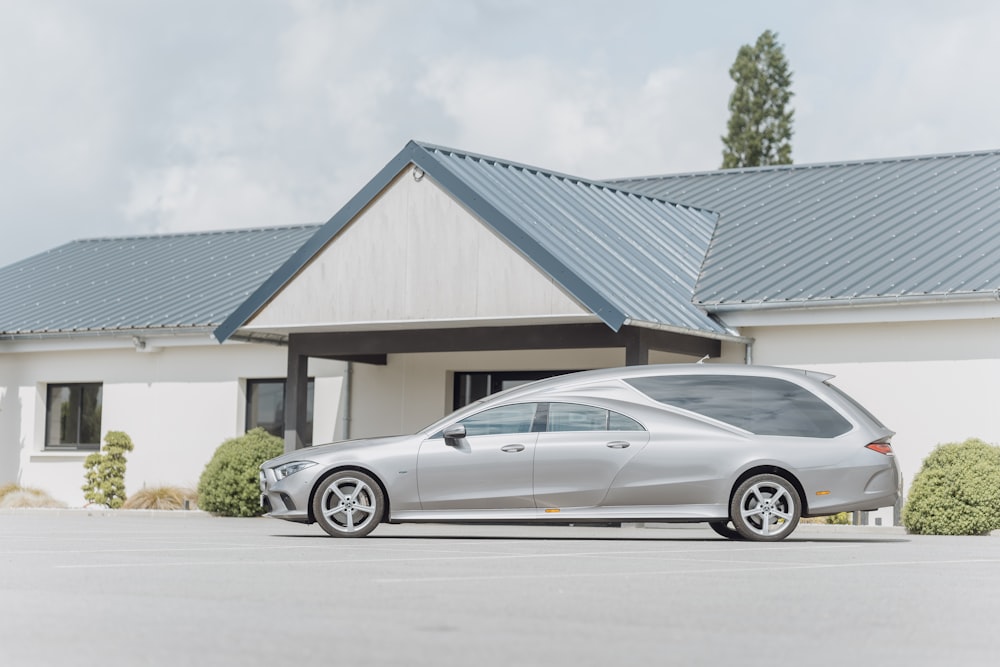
left=721, top=30, right=794, bottom=168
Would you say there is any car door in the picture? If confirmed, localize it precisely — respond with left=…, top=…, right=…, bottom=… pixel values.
left=417, top=403, right=539, bottom=510
left=532, top=402, right=649, bottom=508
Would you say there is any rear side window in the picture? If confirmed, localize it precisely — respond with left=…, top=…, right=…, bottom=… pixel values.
left=545, top=403, right=645, bottom=432
left=625, top=375, right=852, bottom=438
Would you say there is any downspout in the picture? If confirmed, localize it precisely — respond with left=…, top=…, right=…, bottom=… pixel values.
left=339, top=362, right=353, bottom=441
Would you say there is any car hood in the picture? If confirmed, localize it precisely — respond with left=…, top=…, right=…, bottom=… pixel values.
left=263, top=434, right=414, bottom=467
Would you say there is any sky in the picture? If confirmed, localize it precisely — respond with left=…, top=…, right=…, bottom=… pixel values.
left=3, top=0, right=1000, bottom=267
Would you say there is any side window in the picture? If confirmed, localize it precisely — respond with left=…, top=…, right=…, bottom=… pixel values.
left=608, top=410, right=644, bottom=431
left=546, top=403, right=646, bottom=432
left=626, top=375, right=851, bottom=438
left=45, top=383, right=103, bottom=450
left=459, top=403, right=538, bottom=437
left=547, top=403, right=608, bottom=432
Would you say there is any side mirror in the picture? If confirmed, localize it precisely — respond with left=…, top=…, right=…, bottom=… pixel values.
left=442, top=424, right=466, bottom=445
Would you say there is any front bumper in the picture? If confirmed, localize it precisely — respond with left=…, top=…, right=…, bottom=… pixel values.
left=259, top=467, right=312, bottom=523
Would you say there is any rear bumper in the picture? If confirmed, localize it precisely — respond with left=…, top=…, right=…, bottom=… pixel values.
left=801, top=457, right=901, bottom=515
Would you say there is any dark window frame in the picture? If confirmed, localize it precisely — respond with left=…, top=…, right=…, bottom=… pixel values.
left=452, top=370, right=580, bottom=410
left=245, top=378, right=315, bottom=445
left=44, top=382, right=103, bottom=451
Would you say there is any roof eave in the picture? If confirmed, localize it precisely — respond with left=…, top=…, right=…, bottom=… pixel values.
left=702, top=290, right=1000, bottom=313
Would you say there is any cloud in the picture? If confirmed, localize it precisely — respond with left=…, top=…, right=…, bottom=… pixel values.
left=415, top=50, right=731, bottom=178
left=5, top=0, right=1000, bottom=269
left=791, top=2, right=1000, bottom=162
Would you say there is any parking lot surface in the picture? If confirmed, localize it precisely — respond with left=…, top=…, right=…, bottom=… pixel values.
left=1, top=510, right=998, bottom=666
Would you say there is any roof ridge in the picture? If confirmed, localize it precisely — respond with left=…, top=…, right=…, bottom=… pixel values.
left=68, top=223, right=323, bottom=246
left=412, top=140, right=720, bottom=215
left=608, top=147, right=1000, bottom=185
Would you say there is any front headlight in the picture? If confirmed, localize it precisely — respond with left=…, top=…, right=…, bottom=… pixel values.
left=274, top=460, right=318, bottom=480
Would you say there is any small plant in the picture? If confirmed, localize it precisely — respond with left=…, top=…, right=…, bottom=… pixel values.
left=122, top=486, right=198, bottom=511
left=197, top=428, right=283, bottom=517
left=0, top=485, right=67, bottom=509
left=82, top=431, right=135, bottom=509
left=824, top=512, right=851, bottom=525
left=902, top=437, right=1000, bottom=536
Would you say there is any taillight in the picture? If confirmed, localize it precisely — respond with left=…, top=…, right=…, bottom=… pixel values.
left=865, top=441, right=894, bottom=455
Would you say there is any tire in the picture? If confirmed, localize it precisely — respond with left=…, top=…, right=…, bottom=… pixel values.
left=312, top=471, right=384, bottom=538
left=730, top=473, right=801, bottom=542
left=708, top=521, right=745, bottom=540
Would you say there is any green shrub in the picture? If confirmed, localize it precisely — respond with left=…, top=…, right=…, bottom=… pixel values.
left=902, top=438, right=1000, bottom=536
left=198, top=428, right=283, bottom=517
left=825, top=512, right=851, bottom=525
left=82, top=431, right=134, bottom=509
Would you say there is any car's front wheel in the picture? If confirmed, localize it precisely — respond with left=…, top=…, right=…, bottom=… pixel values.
left=312, top=471, right=384, bottom=538
left=730, top=473, right=801, bottom=541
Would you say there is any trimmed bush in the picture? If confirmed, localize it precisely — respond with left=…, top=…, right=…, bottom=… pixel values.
left=825, top=512, right=851, bottom=525
left=902, top=438, right=1000, bottom=536
left=198, top=428, right=283, bottom=517
left=122, top=486, right=198, bottom=511
left=82, top=431, right=134, bottom=509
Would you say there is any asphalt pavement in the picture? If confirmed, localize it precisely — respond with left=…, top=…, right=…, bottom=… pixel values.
left=1, top=510, right=998, bottom=667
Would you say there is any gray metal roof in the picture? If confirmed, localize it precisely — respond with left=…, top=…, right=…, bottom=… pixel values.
left=0, top=225, right=320, bottom=337
left=420, top=143, right=728, bottom=334
left=216, top=141, right=732, bottom=341
left=611, top=150, right=1000, bottom=308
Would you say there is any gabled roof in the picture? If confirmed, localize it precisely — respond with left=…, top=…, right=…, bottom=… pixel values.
left=611, top=150, right=1000, bottom=308
left=0, top=225, right=319, bottom=337
left=215, top=141, right=732, bottom=342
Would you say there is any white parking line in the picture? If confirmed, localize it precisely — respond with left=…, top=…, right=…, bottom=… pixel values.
left=51, top=543, right=861, bottom=569
left=376, top=557, right=1000, bottom=584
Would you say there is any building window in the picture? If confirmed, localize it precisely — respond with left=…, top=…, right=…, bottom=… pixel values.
left=45, top=383, right=103, bottom=450
left=246, top=379, right=314, bottom=445
left=453, top=371, right=579, bottom=410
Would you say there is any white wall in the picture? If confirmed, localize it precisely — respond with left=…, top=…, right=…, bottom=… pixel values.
left=349, top=347, right=701, bottom=438
left=1, top=339, right=345, bottom=506
left=728, top=318, right=1000, bottom=513
left=248, top=165, right=591, bottom=334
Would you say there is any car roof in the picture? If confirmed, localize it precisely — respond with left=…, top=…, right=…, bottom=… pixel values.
left=484, top=363, right=834, bottom=405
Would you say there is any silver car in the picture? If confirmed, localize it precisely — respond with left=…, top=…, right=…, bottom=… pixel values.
left=259, top=364, right=899, bottom=541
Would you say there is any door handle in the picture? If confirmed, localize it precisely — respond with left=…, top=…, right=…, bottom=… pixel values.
left=606, top=441, right=630, bottom=449
left=501, top=444, right=525, bottom=453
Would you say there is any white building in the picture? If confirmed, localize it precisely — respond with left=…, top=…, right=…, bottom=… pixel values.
left=4, top=141, right=999, bottom=519
left=0, top=226, right=348, bottom=505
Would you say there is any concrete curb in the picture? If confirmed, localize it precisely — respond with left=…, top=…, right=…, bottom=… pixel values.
left=0, top=507, right=217, bottom=519
left=1, top=509, right=998, bottom=535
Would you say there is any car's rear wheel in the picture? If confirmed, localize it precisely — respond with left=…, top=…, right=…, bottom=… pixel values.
left=730, top=473, right=801, bottom=541
left=708, top=521, right=745, bottom=540
left=312, top=471, right=384, bottom=538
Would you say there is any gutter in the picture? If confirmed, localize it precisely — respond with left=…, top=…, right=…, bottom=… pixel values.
left=0, top=327, right=216, bottom=342
left=703, top=290, right=1000, bottom=313
left=623, top=318, right=754, bottom=345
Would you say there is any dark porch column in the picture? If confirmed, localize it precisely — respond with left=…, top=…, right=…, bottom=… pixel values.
left=624, top=328, right=650, bottom=366
left=283, top=340, right=309, bottom=454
